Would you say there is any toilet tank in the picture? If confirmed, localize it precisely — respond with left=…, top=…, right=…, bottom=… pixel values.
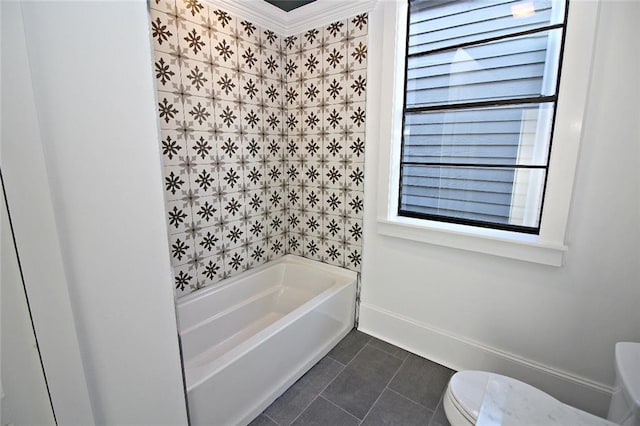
left=608, top=342, right=640, bottom=426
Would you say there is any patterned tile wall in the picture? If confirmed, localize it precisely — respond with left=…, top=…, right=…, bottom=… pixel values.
left=149, top=0, right=367, bottom=297
left=283, top=16, right=368, bottom=271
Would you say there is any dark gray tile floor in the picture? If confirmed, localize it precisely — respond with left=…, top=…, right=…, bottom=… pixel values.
left=249, top=329, right=454, bottom=426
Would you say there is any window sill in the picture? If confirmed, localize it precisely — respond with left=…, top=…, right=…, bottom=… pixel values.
left=377, top=216, right=567, bottom=266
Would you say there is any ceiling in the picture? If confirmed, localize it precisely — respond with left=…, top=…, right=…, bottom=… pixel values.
left=263, top=0, right=317, bottom=12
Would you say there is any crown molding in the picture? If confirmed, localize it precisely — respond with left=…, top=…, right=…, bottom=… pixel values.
left=206, top=0, right=290, bottom=34
left=205, top=0, right=378, bottom=36
left=283, top=0, right=378, bottom=35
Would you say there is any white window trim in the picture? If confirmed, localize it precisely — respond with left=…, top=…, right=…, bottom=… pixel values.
left=371, top=0, right=600, bottom=267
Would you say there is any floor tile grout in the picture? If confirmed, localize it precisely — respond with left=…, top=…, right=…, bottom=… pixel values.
left=357, top=386, right=385, bottom=424
left=265, top=355, right=347, bottom=426
left=386, top=386, right=435, bottom=414
left=357, top=349, right=409, bottom=424
left=287, top=372, right=343, bottom=426
left=288, top=394, right=316, bottom=426
left=428, top=390, right=448, bottom=426
left=290, top=333, right=372, bottom=424
left=263, top=412, right=280, bottom=425
left=325, top=354, right=346, bottom=366
left=364, top=340, right=408, bottom=362
left=319, top=394, right=362, bottom=424
left=257, top=331, right=453, bottom=426
left=288, top=340, right=365, bottom=425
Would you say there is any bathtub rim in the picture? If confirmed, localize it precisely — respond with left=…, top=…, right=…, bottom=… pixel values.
left=177, top=254, right=357, bottom=309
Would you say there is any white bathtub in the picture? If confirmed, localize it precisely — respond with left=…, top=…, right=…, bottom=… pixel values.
left=177, top=254, right=357, bottom=426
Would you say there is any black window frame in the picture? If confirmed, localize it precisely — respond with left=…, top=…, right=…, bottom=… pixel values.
left=398, top=0, right=571, bottom=235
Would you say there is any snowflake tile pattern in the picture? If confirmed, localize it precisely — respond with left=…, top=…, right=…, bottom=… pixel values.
left=285, top=13, right=368, bottom=273
left=150, top=1, right=367, bottom=297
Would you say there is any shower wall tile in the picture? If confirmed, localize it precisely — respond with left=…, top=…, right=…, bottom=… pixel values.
left=154, top=51, right=182, bottom=92
left=212, top=31, right=239, bottom=69
left=150, top=9, right=179, bottom=54
left=169, top=232, right=195, bottom=266
left=150, top=2, right=367, bottom=297
left=187, top=131, right=216, bottom=163
left=174, top=263, right=197, bottom=297
left=157, top=92, right=184, bottom=129
left=160, top=129, right=186, bottom=166
left=150, top=0, right=176, bottom=14
left=349, top=12, right=369, bottom=38
left=175, top=0, right=207, bottom=25
left=286, top=13, right=368, bottom=273
left=195, top=226, right=220, bottom=255
left=248, top=240, right=268, bottom=268
left=262, top=29, right=281, bottom=51
left=347, top=37, right=368, bottom=70
left=210, top=8, right=237, bottom=35
left=150, top=0, right=286, bottom=297
left=197, top=255, right=224, bottom=287
left=239, top=20, right=261, bottom=45
left=345, top=244, right=362, bottom=270
left=166, top=200, right=193, bottom=234
left=323, top=20, right=348, bottom=44
left=163, top=165, right=189, bottom=201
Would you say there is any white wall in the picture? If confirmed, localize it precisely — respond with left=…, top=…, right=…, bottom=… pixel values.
left=361, top=0, right=640, bottom=417
left=2, top=1, right=189, bottom=424
left=2, top=2, right=95, bottom=423
left=1, top=188, right=56, bottom=426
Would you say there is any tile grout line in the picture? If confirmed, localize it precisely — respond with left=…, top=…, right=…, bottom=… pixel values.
left=289, top=333, right=371, bottom=425
left=358, top=350, right=409, bottom=424
left=365, top=340, right=408, bottom=362
left=325, top=354, right=346, bottom=366
left=286, top=357, right=348, bottom=424
left=384, top=366, right=452, bottom=425
left=262, top=354, right=345, bottom=425
left=288, top=394, right=319, bottom=425
left=260, top=333, right=453, bottom=425
left=319, top=395, right=363, bottom=424
left=428, top=389, right=448, bottom=426
left=263, top=412, right=280, bottom=426
left=385, top=387, right=435, bottom=414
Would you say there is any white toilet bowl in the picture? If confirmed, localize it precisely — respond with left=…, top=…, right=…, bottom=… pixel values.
left=444, top=342, right=640, bottom=426
left=444, top=370, right=614, bottom=425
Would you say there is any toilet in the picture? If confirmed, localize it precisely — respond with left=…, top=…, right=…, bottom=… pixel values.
left=444, top=342, right=640, bottom=426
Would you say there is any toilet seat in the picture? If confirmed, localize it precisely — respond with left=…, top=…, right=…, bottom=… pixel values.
left=444, top=371, right=552, bottom=425
left=443, top=383, right=475, bottom=426
left=444, top=371, right=617, bottom=426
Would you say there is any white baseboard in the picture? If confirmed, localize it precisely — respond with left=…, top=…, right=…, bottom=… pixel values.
left=358, top=302, right=613, bottom=417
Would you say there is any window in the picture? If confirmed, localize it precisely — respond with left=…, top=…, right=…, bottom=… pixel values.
left=398, top=0, right=568, bottom=234
left=370, top=0, right=598, bottom=265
